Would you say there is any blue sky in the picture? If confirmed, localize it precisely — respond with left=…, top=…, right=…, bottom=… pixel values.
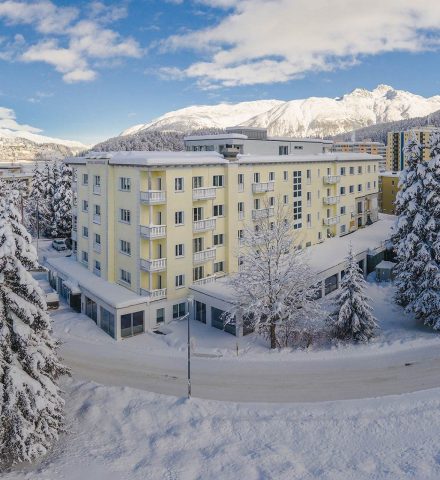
left=1, top=0, right=440, bottom=145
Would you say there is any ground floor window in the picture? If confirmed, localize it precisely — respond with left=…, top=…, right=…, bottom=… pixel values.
left=85, top=296, right=97, bottom=323
left=195, top=301, right=206, bottom=323
left=121, top=311, right=144, bottom=337
left=211, top=307, right=225, bottom=330
left=173, top=302, right=186, bottom=319
left=325, top=274, right=338, bottom=295
left=156, top=308, right=165, bottom=324
left=100, top=307, right=115, bottom=338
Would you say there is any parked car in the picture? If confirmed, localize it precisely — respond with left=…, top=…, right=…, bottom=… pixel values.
left=52, top=238, right=68, bottom=251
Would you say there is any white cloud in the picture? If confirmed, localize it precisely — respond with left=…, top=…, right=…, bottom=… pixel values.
left=162, top=0, right=440, bottom=87
left=0, top=106, right=41, bottom=132
left=0, top=1, right=142, bottom=83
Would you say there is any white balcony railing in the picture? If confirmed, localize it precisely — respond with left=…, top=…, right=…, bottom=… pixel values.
left=193, top=248, right=216, bottom=264
left=323, top=175, right=341, bottom=185
left=323, top=215, right=341, bottom=226
left=252, top=181, right=275, bottom=193
left=193, top=275, right=217, bottom=286
left=140, top=288, right=167, bottom=301
left=323, top=196, right=340, bottom=205
left=140, top=190, right=166, bottom=204
left=93, top=184, right=101, bottom=195
left=93, top=214, right=101, bottom=224
left=193, top=218, right=216, bottom=232
left=140, top=225, right=166, bottom=239
left=140, top=258, right=167, bottom=272
left=93, top=242, right=101, bottom=254
left=192, top=187, right=216, bottom=201
left=252, top=207, right=274, bottom=220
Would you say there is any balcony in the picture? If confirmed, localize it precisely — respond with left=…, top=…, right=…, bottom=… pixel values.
left=93, top=214, right=101, bottom=225
left=252, top=181, right=275, bottom=193
left=323, top=196, right=340, bottom=205
left=93, top=242, right=101, bottom=254
left=193, top=218, right=216, bottom=232
left=140, top=190, right=166, bottom=204
left=193, top=248, right=216, bottom=264
left=252, top=207, right=274, bottom=220
left=140, top=225, right=166, bottom=239
left=323, top=216, right=341, bottom=226
left=140, top=288, right=167, bottom=301
left=323, top=175, right=341, bottom=185
left=140, top=258, right=167, bottom=272
left=93, top=184, right=101, bottom=195
left=192, top=275, right=217, bottom=286
left=192, top=187, right=216, bottom=201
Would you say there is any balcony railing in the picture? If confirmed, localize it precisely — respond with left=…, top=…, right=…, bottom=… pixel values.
left=140, top=225, right=166, bottom=239
left=140, top=258, right=167, bottom=272
left=323, top=215, right=341, bottom=226
left=192, top=187, right=216, bottom=201
left=93, top=242, right=101, bottom=254
left=140, top=190, right=166, bottom=204
left=252, top=207, right=274, bottom=220
left=93, top=184, right=101, bottom=195
left=140, top=288, right=167, bottom=301
left=192, top=275, right=217, bottom=286
left=252, top=181, right=275, bottom=193
left=193, top=218, right=216, bottom=232
left=93, top=214, right=101, bottom=224
left=323, top=196, right=340, bottom=205
left=193, top=248, right=216, bottom=264
left=323, top=175, right=341, bottom=185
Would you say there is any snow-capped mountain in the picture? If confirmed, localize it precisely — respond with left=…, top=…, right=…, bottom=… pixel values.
left=122, top=85, right=440, bottom=139
left=0, top=128, right=88, bottom=163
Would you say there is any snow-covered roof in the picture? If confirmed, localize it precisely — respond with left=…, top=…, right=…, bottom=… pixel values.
left=267, top=137, right=333, bottom=144
left=237, top=152, right=382, bottom=164
left=184, top=133, right=248, bottom=141
left=380, top=171, right=400, bottom=178
left=46, top=256, right=148, bottom=309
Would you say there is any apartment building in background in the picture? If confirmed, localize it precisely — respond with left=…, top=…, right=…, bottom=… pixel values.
left=386, top=126, right=440, bottom=171
left=47, top=129, right=381, bottom=340
left=332, top=141, right=386, bottom=171
left=379, top=171, right=400, bottom=214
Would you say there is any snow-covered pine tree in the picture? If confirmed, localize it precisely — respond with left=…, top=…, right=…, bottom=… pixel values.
left=392, top=135, right=427, bottom=307
left=25, top=162, right=46, bottom=236
left=331, top=244, right=378, bottom=342
left=0, top=185, right=68, bottom=468
left=228, top=201, right=321, bottom=349
left=406, top=132, right=440, bottom=330
left=53, top=162, right=73, bottom=239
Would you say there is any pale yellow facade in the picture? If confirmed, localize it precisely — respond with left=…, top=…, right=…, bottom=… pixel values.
left=379, top=173, right=399, bottom=215
left=69, top=150, right=379, bottom=329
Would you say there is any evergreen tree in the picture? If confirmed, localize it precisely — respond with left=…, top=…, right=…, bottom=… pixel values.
left=25, top=162, right=46, bottom=236
left=392, top=136, right=428, bottom=307
left=0, top=185, right=68, bottom=468
left=53, top=162, right=73, bottom=239
left=332, top=245, right=378, bottom=342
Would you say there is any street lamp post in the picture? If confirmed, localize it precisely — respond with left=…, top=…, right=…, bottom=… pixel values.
left=187, top=295, right=194, bottom=399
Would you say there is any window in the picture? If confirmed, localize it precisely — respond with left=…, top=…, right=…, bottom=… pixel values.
left=357, top=202, right=363, bottom=214
left=349, top=166, right=355, bottom=175
left=193, top=207, right=203, bottom=221
left=306, top=191, right=311, bottom=206
left=279, top=145, right=288, bottom=155
left=307, top=213, right=312, bottom=228
left=367, top=165, right=371, bottom=173
left=82, top=200, right=88, bottom=212
left=340, top=225, right=346, bottom=234
left=293, top=200, right=302, bottom=221
left=358, top=166, right=362, bottom=174
left=269, top=197, right=275, bottom=207
left=175, top=243, right=184, bottom=257
left=175, top=211, right=184, bottom=225
left=374, top=180, right=377, bottom=189
left=120, top=208, right=131, bottom=223
left=82, top=226, right=88, bottom=238
left=95, top=233, right=101, bottom=244
left=253, top=172, right=260, bottom=183
left=156, top=308, right=165, bottom=324
left=193, top=237, right=203, bottom=253
left=283, top=195, right=288, bottom=205
left=94, top=204, right=101, bottom=216
left=214, top=261, right=224, bottom=273
left=121, top=311, right=144, bottom=337
left=94, top=175, right=101, bottom=186
left=340, top=186, right=346, bottom=195
left=306, top=169, right=311, bottom=184
left=367, top=181, right=371, bottom=190
left=213, top=204, right=224, bottom=217
left=269, top=171, right=275, bottom=181
left=238, top=173, right=244, bottom=185
left=213, top=175, right=224, bottom=187
left=213, top=233, right=224, bottom=246
left=293, top=171, right=302, bottom=198
left=82, top=251, right=88, bottom=263
left=283, top=171, right=288, bottom=181
left=175, top=274, right=185, bottom=288
left=340, top=206, right=346, bottom=215
left=192, top=176, right=203, bottom=189
left=173, top=302, right=186, bottom=319
left=238, top=201, right=244, bottom=218
left=193, top=266, right=204, bottom=281
left=358, top=184, right=362, bottom=192
left=120, top=269, right=131, bottom=285
left=174, top=177, right=184, bottom=191
left=82, top=173, right=88, bottom=185
left=349, top=185, right=354, bottom=194
left=94, top=260, right=101, bottom=272
left=254, top=198, right=260, bottom=210
left=238, top=229, right=244, bottom=241
left=340, top=167, right=346, bottom=176
left=120, top=239, right=131, bottom=255
left=195, top=301, right=206, bottom=323
left=119, top=177, right=131, bottom=191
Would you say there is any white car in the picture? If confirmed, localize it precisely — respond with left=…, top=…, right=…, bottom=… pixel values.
left=52, top=238, right=68, bottom=251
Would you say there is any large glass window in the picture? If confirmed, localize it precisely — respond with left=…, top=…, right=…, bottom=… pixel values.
left=173, top=302, right=186, bottom=319
left=195, top=301, right=206, bottom=323
left=156, top=308, right=165, bottom=324
left=121, top=311, right=144, bottom=337
left=85, top=297, right=97, bottom=323
left=100, top=307, right=115, bottom=338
